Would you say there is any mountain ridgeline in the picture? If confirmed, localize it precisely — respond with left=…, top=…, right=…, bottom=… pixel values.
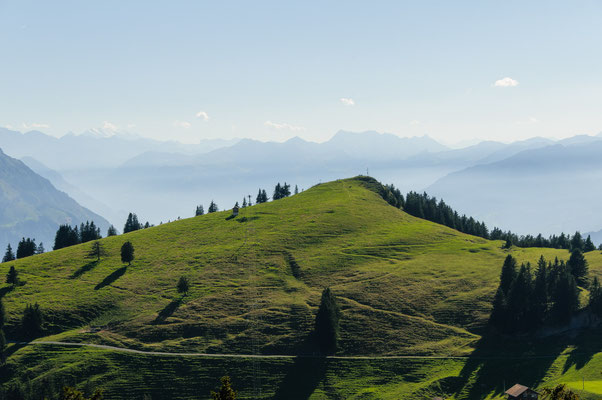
left=0, top=148, right=110, bottom=249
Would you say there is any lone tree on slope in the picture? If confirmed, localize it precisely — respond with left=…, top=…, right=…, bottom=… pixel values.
left=211, top=376, right=237, bottom=400
left=6, top=266, right=18, bottom=286
left=2, top=244, right=15, bottom=263
left=177, top=276, right=190, bottom=295
left=120, top=241, right=135, bottom=266
left=87, top=241, right=108, bottom=262
left=22, top=303, right=43, bottom=339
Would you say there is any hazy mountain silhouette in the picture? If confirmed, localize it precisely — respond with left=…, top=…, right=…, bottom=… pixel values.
left=0, top=148, right=110, bottom=248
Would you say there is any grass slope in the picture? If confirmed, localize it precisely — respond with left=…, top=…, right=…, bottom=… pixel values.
left=1, top=177, right=602, bottom=399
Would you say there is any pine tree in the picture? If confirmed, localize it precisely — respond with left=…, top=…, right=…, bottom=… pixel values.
left=195, top=205, right=205, bottom=216
left=256, top=189, right=264, bottom=204
left=22, top=303, right=43, bottom=339
left=550, top=269, right=579, bottom=324
left=584, top=235, right=596, bottom=252
left=107, top=225, right=118, bottom=236
left=123, top=213, right=142, bottom=233
left=533, top=256, right=549, bottom=323
left=315, top=287, right=340, bottom=355
left=54, top=225, right=81, bottom=250
left=499, top=255, right=518, bottom=295
left=506, top=263, right=534, bottom=329
left=570, top=231, right=584, bottom=252
left=177, top=276, right=189, bottom=295
left=489, top=286, right=508, bottom=330
left=589, top=276, right=602, bottom=316
left=6, top=266, right=18, bottom=285
left=36, top=242, right=45, bottom=254
left=120, top=241, right=135, bottom=265
left=242, top=198, right=247, bottom=208
left=273, top=183, right=282, bottom=200
left=87, top=241, right=108, bottom=261
left=211, top=376, right=237, bottom=400
left=567, top=249, right=588, bottom=287
left=208, top=201, right=219, bottom=213
left=16, top=238, right=36, bottom=259
left=294, top=185, right=299, bottom=195
left=2, top=244, right=15, bottom=263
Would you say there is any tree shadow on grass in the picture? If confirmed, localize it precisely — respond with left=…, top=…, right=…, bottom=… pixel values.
left=152, top=296, right=184, bottom=324
left=457, top=331, right=567, bottom=399
left=70, top=260, right=99, bottom=279
left=272, top=356, right=328, bottom=400
left=560, top=328, right=602, bottom=373
left=94, top=266, right=127, bottom=290
left=0, top=285, right=14, bottom=298
left=273, top=333, right=329, bottom=400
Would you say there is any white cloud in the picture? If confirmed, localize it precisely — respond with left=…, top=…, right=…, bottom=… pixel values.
left=22, top=122, right=50, bottom=130
left=264, top=120, right=305, bottom=132
left=127, top=123, right=136, bottom=129
left=102, top=121, right=118, bottom=131
left=5, top=124, right=13, bottom=129
left=516, top=116, right=539, bottom=125
left=494, top=77, right=519, bottom=87
left=340, top=98, right=355, bottom=106
left=173, top=120, right=192, bottom=129
left=409, top=120, right=421, bottom=126
left=195, top=111, right=210, bottom=121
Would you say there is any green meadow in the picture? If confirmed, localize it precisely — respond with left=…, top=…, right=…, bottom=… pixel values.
left=2, top=177, right=602, bottom=399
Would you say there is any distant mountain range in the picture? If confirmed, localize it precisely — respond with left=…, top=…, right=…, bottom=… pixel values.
left=0, top=127, right=238, bottom=171
left=427, top=139, right=602, bottom=236
left=0, top=148, right=110, bottom=248
left=2, top=127, right=602, bottom=241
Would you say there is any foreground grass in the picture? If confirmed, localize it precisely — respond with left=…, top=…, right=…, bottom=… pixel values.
left=1, top=177, right=602, bottom=398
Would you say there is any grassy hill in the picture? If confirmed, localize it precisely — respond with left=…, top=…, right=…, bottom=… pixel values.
left=2, top=177, right=602, bottom=399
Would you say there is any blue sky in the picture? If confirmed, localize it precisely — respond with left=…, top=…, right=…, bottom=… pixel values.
left=1, top=1, right=601, bottom=144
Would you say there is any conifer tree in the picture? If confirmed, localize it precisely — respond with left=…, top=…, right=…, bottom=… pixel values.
left=294, top=185, right=299, bottom=195
left=489, top=286, right=507, bottom=330
left=315, top=287, right=340, bottom=355
left=570, top=231, right=584, bottom=252
left=54, top=225, right=81, bottom=250
left=16, top=238, right=36, bottom=259
left=242, top=198, right=247, bottom=208
left=107, top=225, right=118, bottom=236
left=2, top=244, right=15, bottom=263
left=36, top=242, right=45, bottom=254
left=584, top=235, right=596, bottom=252
left=208, top=201, right=218, bottom=213
left=120, top=241, right=134, bottom=265
left=211, top=376, right=237, bottom=400
left=256, top=189, right=264, bottom=204
left=499, top=255, right=518, bottom=295
left=589, top=276, right=602, bottom=316
left=195, top=205, right=205, bottom=216
left=6, top=266, right=18, bottom=285
left=87, top=241, right=108, bottom=261
left=273, top=183, right=282, bottom=200
left=551, top=269, right=579, bottom=324
left=506, top=263, right=534, bottom=329
left=567, top=249, right=588, bottom=287
left=533, top=256, right=549, bottom=323
left=22, top=303, right=43, bottom=339
left=123, top=213, right=142, bottom=233
left=177, top=276, right=189, bottom=295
